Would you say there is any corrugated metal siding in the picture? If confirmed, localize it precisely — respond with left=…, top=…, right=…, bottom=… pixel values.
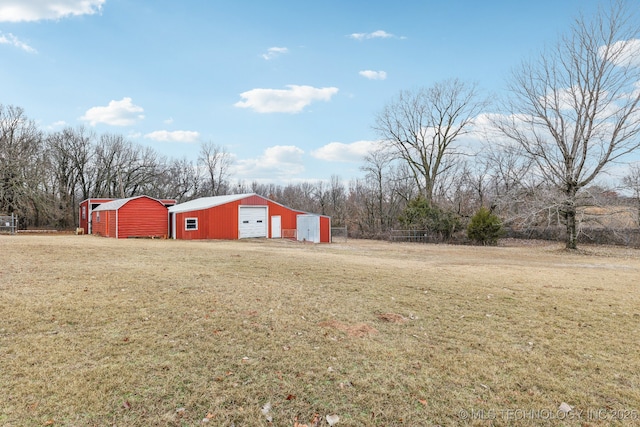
left=175, top=201, right=240, bottom=240
left=171, top=194, right=331, bottom=242
left=91, top=211, right=106, bottom=236
left=107, top=211, right=117, bottom=238
left=319, top=216, right=331, bottom=243
left=117, top=197, right=168, bottom=238
left=89, top=196, right=168, bottom=238
left=79, top=200, right=89, bottom=234
left=267, top=201, right=303, bottom=237
left=79, top=198, right=114, bottom=234
left=239, top=195, right=268, bottom=206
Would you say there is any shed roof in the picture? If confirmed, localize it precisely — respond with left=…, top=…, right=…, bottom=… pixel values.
left=168, top=193, right=256, bottom=214
left=92, top=195, right=161, bottom=212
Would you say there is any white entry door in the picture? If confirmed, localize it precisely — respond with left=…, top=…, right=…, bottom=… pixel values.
left=271, top=215, right=281, bottom=238
left=238, top=206, right=268, bottom=238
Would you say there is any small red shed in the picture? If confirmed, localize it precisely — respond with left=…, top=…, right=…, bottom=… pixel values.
left=91, top=195, right=170, bottom=239
left=168, top=193, right=331, bottom=242
left=80, top=197, right=176, bottom=235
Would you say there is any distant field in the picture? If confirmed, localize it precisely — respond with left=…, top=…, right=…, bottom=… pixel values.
left=1, top=235, right=640, bottom=426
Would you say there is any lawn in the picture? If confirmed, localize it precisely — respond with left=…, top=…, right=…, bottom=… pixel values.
left=1, top=235, right=640, bottom=426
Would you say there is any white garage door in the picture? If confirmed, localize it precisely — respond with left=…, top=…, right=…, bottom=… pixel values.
left=238, top=206, right=268, bottom=238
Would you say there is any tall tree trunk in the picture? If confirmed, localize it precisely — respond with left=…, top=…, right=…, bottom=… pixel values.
left=563, top=193, right=577, bottom=250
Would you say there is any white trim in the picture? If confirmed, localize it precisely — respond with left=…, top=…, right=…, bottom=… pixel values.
left=185, top=217, right=198, bottom=231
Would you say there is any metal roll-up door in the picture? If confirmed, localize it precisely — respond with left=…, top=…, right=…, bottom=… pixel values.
left=238, top=206, right=268, bottom=238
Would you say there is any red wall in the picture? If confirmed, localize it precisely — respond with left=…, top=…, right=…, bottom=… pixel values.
left=319, top=215, right=331, bottom=243
left=90, top=210, right=111, bottom=237
left=91, top=197, right=168, bottom=238
left=117, top=197, right=168, bottom=238
left=79, top=200, right=90, bottom=234
left=79, top=198, right=114, bottom=234
left=267, top=201, right=303, bottom=236
left=175, top=200, right=240, bottom=240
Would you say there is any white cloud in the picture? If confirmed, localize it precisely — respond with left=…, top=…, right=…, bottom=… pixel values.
left=80, top=97, right=144, bottom=126
left=312, top=140, right=380, bottom=162
left=163, top=117, right=174, bottom=125
left=144, top=130, right=200, bottom=143
left=0, top=0, right=105, bottom=22
left=600, top=38, right=640, bottom=68
left=0, top=32, right=36, bottom=53
left=234, top=85, right=339, bottom=113
left=262, top=46, right=288, bottom=60
left=359, top=70, right=387, bottom=80
left=233, top=145, right=305, bottom=181
left=349, top=30, right=402, bottom=41
left=44, top=120, right=67, bottom=130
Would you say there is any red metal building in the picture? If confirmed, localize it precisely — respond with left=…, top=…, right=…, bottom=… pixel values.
left=91, top=196, right=171, bottom=239
left=79, top=197, right=176, bottom=235
left=168, top=193, right=331, bottom=242
left=78, top=198, right=114, bottom=234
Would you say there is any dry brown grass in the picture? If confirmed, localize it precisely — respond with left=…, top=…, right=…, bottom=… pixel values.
left=1, top=235, right=640, bottom=426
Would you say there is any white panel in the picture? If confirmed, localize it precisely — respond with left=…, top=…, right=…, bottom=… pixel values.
left=271, top=215, right=281, bottom=238
left=239, top=206, right=268, bottom=238
left=297, top=214, right=320, bottom=243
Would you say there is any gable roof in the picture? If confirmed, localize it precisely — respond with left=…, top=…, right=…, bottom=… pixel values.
left=92, top=195, right=162, bottom=212
left=168, top=193, right=257, bottom=214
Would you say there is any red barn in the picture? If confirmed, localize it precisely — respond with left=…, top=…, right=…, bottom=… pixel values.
left=91, top=195, right=170, bottom=239
left=168, top=193, right=331, bottom=242
left=79, top=197, right=176, bottom=235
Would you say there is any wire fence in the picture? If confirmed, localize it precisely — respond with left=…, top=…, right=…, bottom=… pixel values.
left=389, top=229, right=462, bottom=244
left=331, top=227, right=348, bottom=243
left=0, top=214, right=17, bottom=235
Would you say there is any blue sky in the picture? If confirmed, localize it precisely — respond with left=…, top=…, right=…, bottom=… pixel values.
left=0, top=0, right=609, bottom=185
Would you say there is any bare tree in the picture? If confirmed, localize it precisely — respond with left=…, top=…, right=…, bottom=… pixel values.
left=328, top=175, right=347, bottom=226
left=47, top=131, right=79, bottom=227
left=46, top=126, right=96, bottom=227
left=623, top=164, right=640, bottom=226
left=494, top=1, right=640, bottom=249
left=0, top=105, right=45, bottom=227
left=359, top=145, right=409, bottom=234
left=198, top=141, right=232, bottom=196
left=90, top=134, right=127, bottom=198
left=373, top=79, right=487, bottom=204
left=144, top=157, right=200, bottom=202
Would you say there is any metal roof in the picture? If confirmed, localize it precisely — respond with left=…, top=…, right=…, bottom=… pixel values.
left=168, top=193, right=257, bottom=214
left=92, top=195, right=160, bottom=212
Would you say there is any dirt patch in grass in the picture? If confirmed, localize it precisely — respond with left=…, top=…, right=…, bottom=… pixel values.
left=1, top=235, right=640, bottom=426
left=376, top=313, right=407, bottom=323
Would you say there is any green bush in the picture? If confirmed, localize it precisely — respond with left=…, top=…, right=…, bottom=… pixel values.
left=467, top=207, right=504, bottom=245
left=399, top=196, right=461, bottom=240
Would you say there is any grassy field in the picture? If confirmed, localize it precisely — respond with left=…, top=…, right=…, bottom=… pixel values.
left=1, top=235, right=640, bottom=426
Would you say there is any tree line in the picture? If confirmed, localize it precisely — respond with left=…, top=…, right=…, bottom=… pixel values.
left=2, top=1, right=640, bottom=249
